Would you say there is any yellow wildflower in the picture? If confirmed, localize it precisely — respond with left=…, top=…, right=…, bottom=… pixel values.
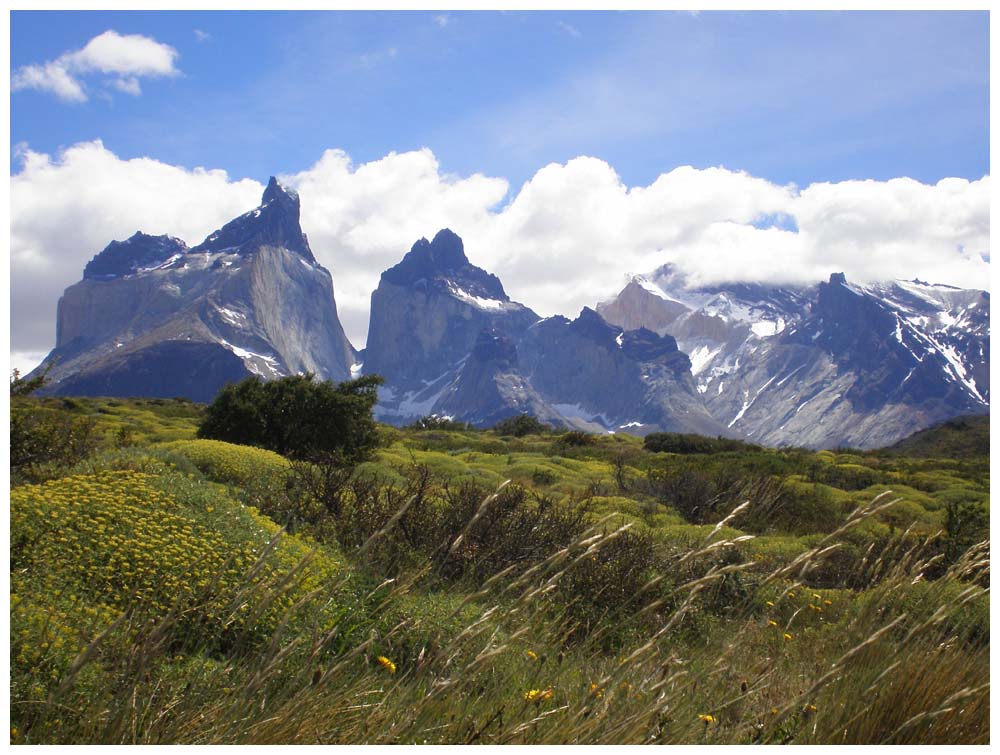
left=699, top=714, right=716, bottom=724
left=589, top=682, right=604, bottom=699
left=783, top=633, right=793, bottom=642
left=812, top=593, right=821, bottom=600
left=768, top=620, right=778, bottom=627
left=526, top=650, right=539, bottom=662
left=765, top=600, right=775, bottom=607
left=823, top=599, right=833, bottom=606
left=787, top=591, right=795, bottom=598
left=524, top=688, right=553, bottom=703
left=804, top=704, right=818, bottom=714
left=376, top=655, right=396, bottom=674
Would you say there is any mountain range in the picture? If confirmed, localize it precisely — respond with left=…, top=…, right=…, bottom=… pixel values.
left=30, top=180, right=989, bottom=449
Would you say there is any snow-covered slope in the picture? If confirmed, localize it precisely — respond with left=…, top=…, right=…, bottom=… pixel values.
left=597, top=267, right=989, bottom=448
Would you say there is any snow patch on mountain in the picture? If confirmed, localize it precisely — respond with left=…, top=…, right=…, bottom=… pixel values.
left=447, top=283, right=506, bottom=311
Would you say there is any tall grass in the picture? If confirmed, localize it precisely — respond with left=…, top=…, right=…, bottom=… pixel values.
left=10, top=481, right=988, bottom=745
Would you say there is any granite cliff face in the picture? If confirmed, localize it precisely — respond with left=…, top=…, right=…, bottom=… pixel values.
left=597, top=267, right=989, bottom=448
left=364, top=229, right=538, bottom=391
left=31, top=181, right=988, bottom=449
left=363, top=231, right=730, bottom=435
left=36, top=178, right=356, bottom=401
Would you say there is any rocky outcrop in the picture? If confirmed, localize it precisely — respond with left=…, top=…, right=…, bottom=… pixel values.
left=597, top=268, right=989, bottom=448
left=35, top=177, right=356, bottom=401
left=364, top=231, right=730, bottom=436
left=364, top=229, right=539, bottom=394
left=83, top=232, right=188, bottom=280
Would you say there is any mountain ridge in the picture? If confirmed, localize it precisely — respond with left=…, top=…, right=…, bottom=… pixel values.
left=29, top=194, right=989, bottom=450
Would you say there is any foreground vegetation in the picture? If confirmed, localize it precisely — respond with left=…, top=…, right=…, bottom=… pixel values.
left=10, top=392, right=990, bottom=744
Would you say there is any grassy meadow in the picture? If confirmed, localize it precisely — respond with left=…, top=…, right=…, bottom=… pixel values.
left=9, top=396, right=990, bottom=744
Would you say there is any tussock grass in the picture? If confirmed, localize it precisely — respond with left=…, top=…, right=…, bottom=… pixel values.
left=9, top=397, right=989, bottom=744
left=10, top=477, right=989, bottom=744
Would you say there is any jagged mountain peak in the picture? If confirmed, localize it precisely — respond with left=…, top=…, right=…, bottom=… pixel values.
left=261, top=175, right=299, bottom=206
left=380, top=228, right=508, bottom=301
left=83, top=232, right=188, bottom=281
left=191, top=176, right=314, bottom=261
left=570, top=306, right=621, bottom=343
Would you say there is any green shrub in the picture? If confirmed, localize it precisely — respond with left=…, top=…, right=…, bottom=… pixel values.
left=531, top=468, right=558, bottom=486
left=197, top=373, right=383, bottom=462
left=643, top=432, right=759, bottom=455
left=491, top=413, right=551, bottom=437
left=11, top=402, right=101, bottom=485
left=557, top=430, right=596, bottom=447
left=407, top=415, right=475, bottom=432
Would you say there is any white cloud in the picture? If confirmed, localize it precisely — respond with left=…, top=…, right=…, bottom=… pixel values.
left=11, top=141, right=262, bottom=353
left=12, top=30, right=179, bottom=102
left=556, top=21, right=582, bottom=38
left=110, top=76, right=142, bottom=96
left=357, top=47, right=398, bottom=69
left=193, top=29, right=211, bottom=42
left=433, top=14, right=452, bottom=28
left=10, top=143, right=990, bottom=362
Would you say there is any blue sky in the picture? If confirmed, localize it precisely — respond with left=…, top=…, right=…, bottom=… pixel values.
left=11, top=10, right=989, bottom=191
left=9, top=10, right=991, bottom=372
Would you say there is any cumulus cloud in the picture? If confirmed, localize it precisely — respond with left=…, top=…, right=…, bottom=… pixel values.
left=10, top=143, right=990, bottom=365
left=11, top=141, right=261, bottom=355
left=12, top=30, right=179, bottom=102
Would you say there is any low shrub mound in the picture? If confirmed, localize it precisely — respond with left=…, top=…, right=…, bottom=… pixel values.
left=158, top=438, right=290, bottom=487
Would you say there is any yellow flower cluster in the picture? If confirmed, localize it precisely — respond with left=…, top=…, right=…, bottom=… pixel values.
left=160, top=439, right=289, bottom=486
left=11, top=472, right=252, bottom=617
left=377, top=656, right=397, bottom=674
left=524, top=688, right=554, bottom=703
left=11, top=470, right=344, bottom=644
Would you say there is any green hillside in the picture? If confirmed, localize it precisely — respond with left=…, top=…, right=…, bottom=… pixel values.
left=884, top=414, right=989, bottom=459
left=10, top=395, right=990, bottom=745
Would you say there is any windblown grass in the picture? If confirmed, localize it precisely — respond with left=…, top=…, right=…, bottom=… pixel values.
left=9, top=397, right=989, bottom=744
left=10, top=474, right=989, bottom=744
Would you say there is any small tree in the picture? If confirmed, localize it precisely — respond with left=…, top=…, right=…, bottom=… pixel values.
left=10, top=362, right=52, bottom=397
left=198, top=373, right=384, bottom=463
left=491, top=413, right=549, bottom=437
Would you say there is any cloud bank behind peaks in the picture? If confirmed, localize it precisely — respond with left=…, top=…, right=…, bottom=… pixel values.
left=10, top=142, right=990, bottom=359
left=12, top=30, right=180, bottom=102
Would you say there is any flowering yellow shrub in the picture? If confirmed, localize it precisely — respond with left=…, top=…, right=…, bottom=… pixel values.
left=11, top=470, right=343, bottom=648
left=159, top=439, right=290, bottom=486
left=12, top=471, right=255, bottom=617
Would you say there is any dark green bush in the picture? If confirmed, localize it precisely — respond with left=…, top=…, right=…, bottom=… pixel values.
left=557, top=430, right=595, bottom=447
left=406, top=415, right=475, bottom=432
left=531, top=468, right=558, bottom=486
left=491, top=413, right=551, bottom=437
left=643, top=432, right=760, bottom=455
left=11, top=404, right=100, bottom=485
left=197, top=373, right=383, bottom=463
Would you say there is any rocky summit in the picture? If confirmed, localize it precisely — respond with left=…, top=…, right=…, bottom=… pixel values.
left=33, top=178, right=356, bottom=402
left=362, top=231, right=731, bottom=436
left=32, top=199, right=988, bottom=449
left=597, top=266, right=989, bottom=448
